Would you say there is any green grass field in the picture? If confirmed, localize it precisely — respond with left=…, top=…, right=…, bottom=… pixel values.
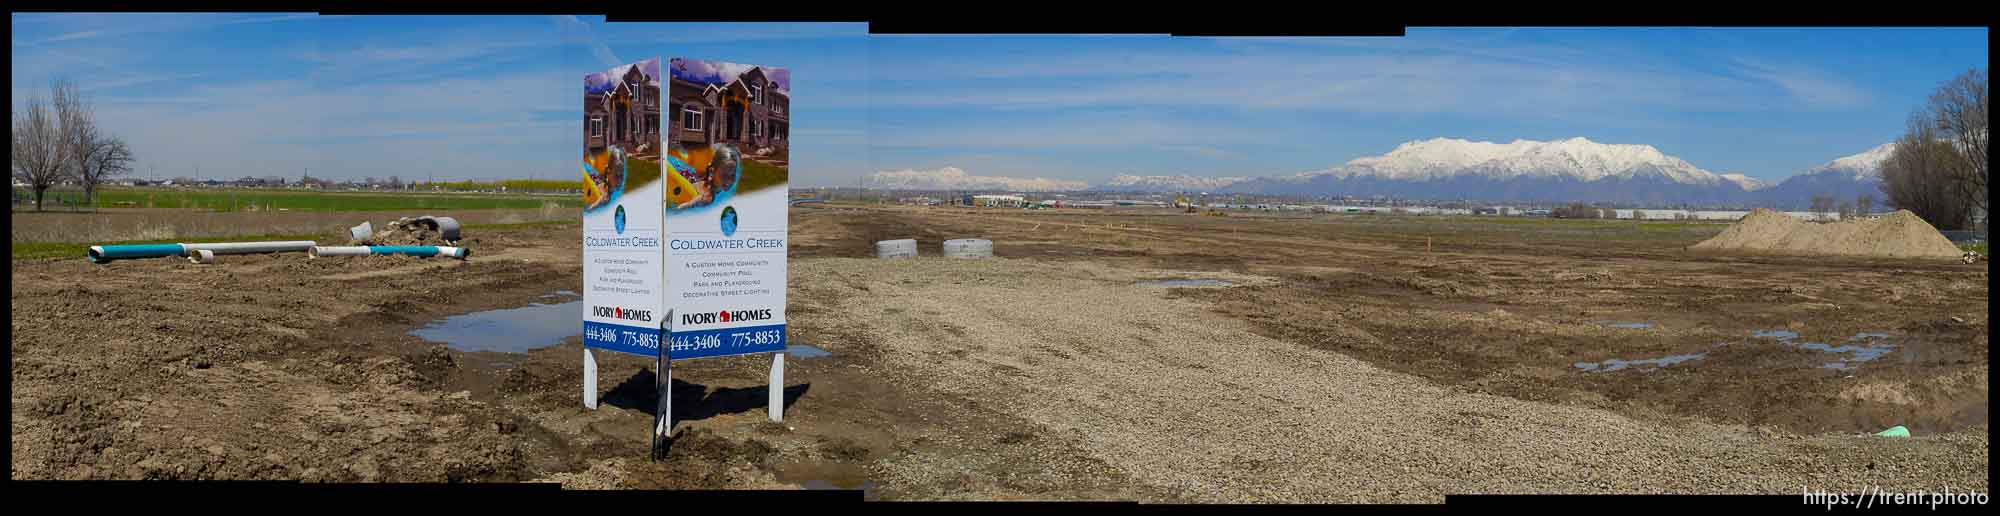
left=11, top=231, right=329, bottom=261
left=12, top=219, right=579, bottom=261
left=18, top=186, right=582, bottom=212
left=738, top=159, right=788, bottom=194
left=432, top=179, right=582, bottom=192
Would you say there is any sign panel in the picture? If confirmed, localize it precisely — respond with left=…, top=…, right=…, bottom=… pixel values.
left=582, top=57, right=668, bottom=357
left=660, top=57, right=790, bottom=360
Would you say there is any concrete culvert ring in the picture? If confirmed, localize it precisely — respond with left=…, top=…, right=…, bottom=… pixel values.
left=942, top=238, right=993, bottom=259
left=876, top=239, right=918, bottom=259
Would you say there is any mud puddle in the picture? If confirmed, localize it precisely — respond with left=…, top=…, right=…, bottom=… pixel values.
left=1575, top=353, right=1706, bottom=373
left=1754, top=330, right=1900, bottom=370
left=785, top=344, right=833, bottom=358
left=1596, top=321, right=1656, bottom=330
left=773, top=460, right=878, bottom=496
left=1139, top=278, right=1233, bottom=288
left=410, top=293, right=581, bottom=353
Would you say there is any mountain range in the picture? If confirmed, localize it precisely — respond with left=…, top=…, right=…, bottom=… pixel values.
left=1101, top=138, right=1893, bottom=208
left=862, top=137, right=1895, bottom=209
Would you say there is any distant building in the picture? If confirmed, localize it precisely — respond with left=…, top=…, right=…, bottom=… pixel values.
left=971, top=194, right=1028, bottom=208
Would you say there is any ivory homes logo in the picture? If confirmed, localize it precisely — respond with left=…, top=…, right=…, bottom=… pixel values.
left=593, top=305, right=654, bottom=322
left=679, top=308, right=774, bottom=326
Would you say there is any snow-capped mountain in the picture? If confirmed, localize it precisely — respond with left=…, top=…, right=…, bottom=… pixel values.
left=866, top=167, right=1089, bottom=192
left=1298, top=137, right=1737, bottom=186
left=1753, top=143, right=1893, bottom=209
left=1327, top=137, right=1724, bottom=183
left=1222, top=137, right=1756, bottom=204
left=860, top=139, right=1898, bottom=208
left=1100, top=174, right=1251, bottom=193
left=1807, top=142, right=1896, bottom=180
left=1720, top=173, right=1769, bottom=192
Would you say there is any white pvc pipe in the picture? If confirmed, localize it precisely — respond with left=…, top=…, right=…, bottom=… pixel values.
left=186, top=249, right=216, bottom=264
left=308, top=246, right=371, bottom=258
left=180, top=241, right=317, bottom=256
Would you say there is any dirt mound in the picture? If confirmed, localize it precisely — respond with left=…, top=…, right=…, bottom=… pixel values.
left=1692, top=209, right=1962, bottom=259
left=351, top=218, right=453, bottom=246
left=364, top=225, right=447, bottom=246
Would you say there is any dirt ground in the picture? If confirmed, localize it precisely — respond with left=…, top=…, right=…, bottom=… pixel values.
left=9, top=204, right=1988, bottom=501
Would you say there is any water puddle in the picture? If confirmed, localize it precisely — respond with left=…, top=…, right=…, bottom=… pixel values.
left=774, top=461, right=877, bottom=495
left=540, top=290, right=579, bottom=299
left=1596, top=321, right=1655, bottom=330
left=1752, top=329, right=1799, bottom=339
left=1574, top=353, right=1706, bottom=373
left=786, top=344, right=833, bottom=359
left=1752, top=330, right=1898, bottom=370
left=411, top=295, right=582, bottom=353
left=1139, top=278, right=1234, bottom=288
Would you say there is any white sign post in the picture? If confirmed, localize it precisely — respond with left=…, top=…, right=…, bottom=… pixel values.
left=586, top=58, right=793, bottom=457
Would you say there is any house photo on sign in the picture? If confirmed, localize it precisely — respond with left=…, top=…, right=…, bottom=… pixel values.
left=661, top=57, right=790, bottom=360
left=581, top=57, right=668, bottom=358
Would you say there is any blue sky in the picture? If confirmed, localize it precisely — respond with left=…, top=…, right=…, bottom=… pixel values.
left=9, top=17, right=1987, bottom=186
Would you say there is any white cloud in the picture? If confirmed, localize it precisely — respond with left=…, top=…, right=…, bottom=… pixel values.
left=79, top=72, right=207, bottom=92
left=45, top=30, right=104, bottom=43
left=1728, top=57, right=1870, bottom=109
left=864, top=167, right=1090, bottom=192
left=88, top=67, right=578, bottom=181
left=18, top=13, right=328, bottom=46
left=646, top=23, right=863, bottom=44
left=869, top=115, right=1278, bottom=149
left=551, top=15, right=622, bottom=68
left=865, top=37, right=1872, bottom=119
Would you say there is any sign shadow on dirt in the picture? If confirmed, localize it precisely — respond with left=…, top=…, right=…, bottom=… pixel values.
left=600, top=368, right=810, bottom=422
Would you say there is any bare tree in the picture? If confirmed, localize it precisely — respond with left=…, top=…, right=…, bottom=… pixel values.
left=11, top=85, right=73, bottom=211
left=48, top=78, right=137, bottom=207
left=1809, top=194, right=1835, bottom=218
left=1881, top=112, right=1974, bottom=230
left=1855, top=194, right=1874, bottom=217
left=80, top=138, right=133, bottom=202
left=1837, top=200, right=1855, bottom=220
left=1928, top=68, right=1988, bottom=216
